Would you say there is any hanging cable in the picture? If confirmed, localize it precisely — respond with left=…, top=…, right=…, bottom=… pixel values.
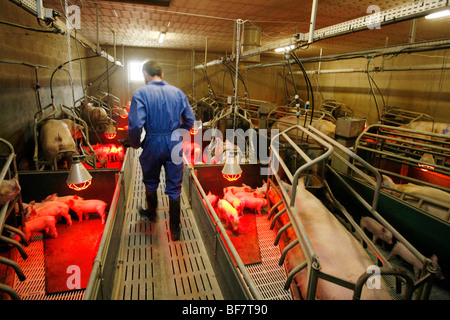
left=290, top=50, right=315, bottom=127
left=233, top=19, right=243, bottom=130
left=202, top=68, right=217, bottom=100
left=0, top=20, right=61, bottom=34
left=366, top=58, right=381, bottom=122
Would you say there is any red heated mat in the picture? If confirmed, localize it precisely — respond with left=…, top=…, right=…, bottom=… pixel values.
left=43, top=218, right=104, bottom=294
left=223, top=212, right=262, bottom=266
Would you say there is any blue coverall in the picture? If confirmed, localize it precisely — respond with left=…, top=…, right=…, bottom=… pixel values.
left=128, top=80, right=195, bottom=200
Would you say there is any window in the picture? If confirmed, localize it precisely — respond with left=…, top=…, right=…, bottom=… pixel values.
left=129, top=61, right=144, bottom=82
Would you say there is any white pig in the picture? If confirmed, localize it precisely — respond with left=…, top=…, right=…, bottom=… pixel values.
left=27, top=201, right=72, bottom=225
left=382, top=175, right=450, bottom=220
left=42, top=193, right=83, bottom=204
left=387, top=242, right=444, bottom=280
left=286, top=177, right=391, bottom=300
left=39, top=119, right=84, bottom=168
left=360, top=216, right=393, bottom=245
left=401, top=121, right=450, bottom=136
left=244, top=197, right=267, bottom=214
left=241, top=182, right=266, bottom=198
left=224, top=189, right=244, bottom=215
left=68, top=198, right=107, bottom=224
left=81, top=102, right=108, bottom=130
left=224, top=185, right=254, bottom=195
left=204, top=191, right=218, bottom=207
left=234, top=192, right=267, bottom=214
left=0, top=178, right=20, bottom=205
left=25, top=215, right=58, bottom=242
left=217, top=199, right=239, bottom=232
left=271, top=115, right=336, bottom=139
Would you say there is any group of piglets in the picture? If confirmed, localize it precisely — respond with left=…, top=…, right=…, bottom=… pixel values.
left=205, top=182, right=268, bottom=232
left=360, top=216, right=443, bottom=280
left=23, top=193, right=107, bottom=242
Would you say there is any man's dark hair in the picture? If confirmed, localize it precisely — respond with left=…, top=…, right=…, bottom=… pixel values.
left=142, top=61, right=162, bottom=77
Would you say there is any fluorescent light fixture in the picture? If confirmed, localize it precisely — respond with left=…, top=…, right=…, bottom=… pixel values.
left=158, top=32, right=166, bottom=44
left=275, top=45, right=295, bottom=53
left=425, top=9, right=450, bottom=19
left=129, top=61, right=144, bottom=82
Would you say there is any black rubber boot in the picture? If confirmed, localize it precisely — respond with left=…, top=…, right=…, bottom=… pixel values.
left=169, top=198, right=181, bottom=241
left=140, top=191, right=157, bottom=221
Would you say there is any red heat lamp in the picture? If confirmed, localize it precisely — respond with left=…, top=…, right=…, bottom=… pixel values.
left=222, top=158, right=242, bottom=182
left=120, top=107, right=128, bottom=119
left=67, top=156, right=92, bottom=191
left=419, top=153, right=436, bottom=171
left=190, top=120, right=202, bottom=135
left=104, top=123, right=117, bottom=139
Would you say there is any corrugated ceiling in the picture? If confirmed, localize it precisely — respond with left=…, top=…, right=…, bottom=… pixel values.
left=43, top=0, right=450, bottom=56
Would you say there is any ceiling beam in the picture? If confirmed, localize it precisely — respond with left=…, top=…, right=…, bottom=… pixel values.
left=104, top=0, right=171, bottom=6
left=194, top=0, right=450, bottom=70
left=9, top=0, right=121, bottom=65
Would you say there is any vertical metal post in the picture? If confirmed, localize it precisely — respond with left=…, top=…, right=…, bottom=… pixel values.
left=96, top=3, right=100, bottom=53
left=122, top=44, right=126, bottom=102
left=204, top=37, right=208, bottom=66
left=113, top=30, right=116, bottom=62
left=308, top=0, right=319, bottom=44
left=409, top=19, right=417, bottom=44
left=192, top=49, right=195, bottom=98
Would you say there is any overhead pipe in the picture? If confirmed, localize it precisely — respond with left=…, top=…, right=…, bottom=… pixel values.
left=9, top=0, right=120, bottom=65
left=244, top=38, right=450, bottom=71
left=308, top=0, right=318, bottom=44
left=194, top=0, right=450, bottom=70
left=290, top=64, right=450, bottom=76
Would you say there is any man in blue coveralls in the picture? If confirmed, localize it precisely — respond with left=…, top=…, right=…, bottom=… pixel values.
left=128, top=61, right=195, bottom=241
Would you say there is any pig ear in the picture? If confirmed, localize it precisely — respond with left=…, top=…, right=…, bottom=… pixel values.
left=48, top=193, right=57, bottom=201
left=30, top=200, right=35, bottom=206
left=431, top=254, right=438, bottom=262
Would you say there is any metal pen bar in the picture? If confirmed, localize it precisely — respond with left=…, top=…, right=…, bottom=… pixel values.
left=308, top=125, right=382, bottom=211
left=268, top=124, right=335, bottom=298
left=84, top=151, right=127, bottom=300
left=306, top=125, right=427, bottom=264
left=362, top=131, right=450, bottom=153
left=184, top=154, right=262, bottom=300
left=328, top=166, right=426, bottom=265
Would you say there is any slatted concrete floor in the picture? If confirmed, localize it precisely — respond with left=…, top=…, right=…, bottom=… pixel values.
left=113, top=164, right=224, bottom=300
left=113, top=162, right=292, bottom=300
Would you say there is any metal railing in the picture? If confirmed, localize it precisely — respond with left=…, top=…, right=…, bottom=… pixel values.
left=182, top=153, right=263, bottom=300
left=266, top=124, right=434, bottom=299
left=84, top=147, right=132, bottom=300
left=0, top=138, right=27, bottom=300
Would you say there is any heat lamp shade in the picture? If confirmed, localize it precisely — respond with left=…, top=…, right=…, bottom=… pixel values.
left=120, top=107, right=128, bottom=118
left=222, top=161, right=242, bottom=176
left=66, top=161, right=92, bottom=186
left=105, top=123, right=117, bottom=139
left=419, top=153, right=436, bottom=165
